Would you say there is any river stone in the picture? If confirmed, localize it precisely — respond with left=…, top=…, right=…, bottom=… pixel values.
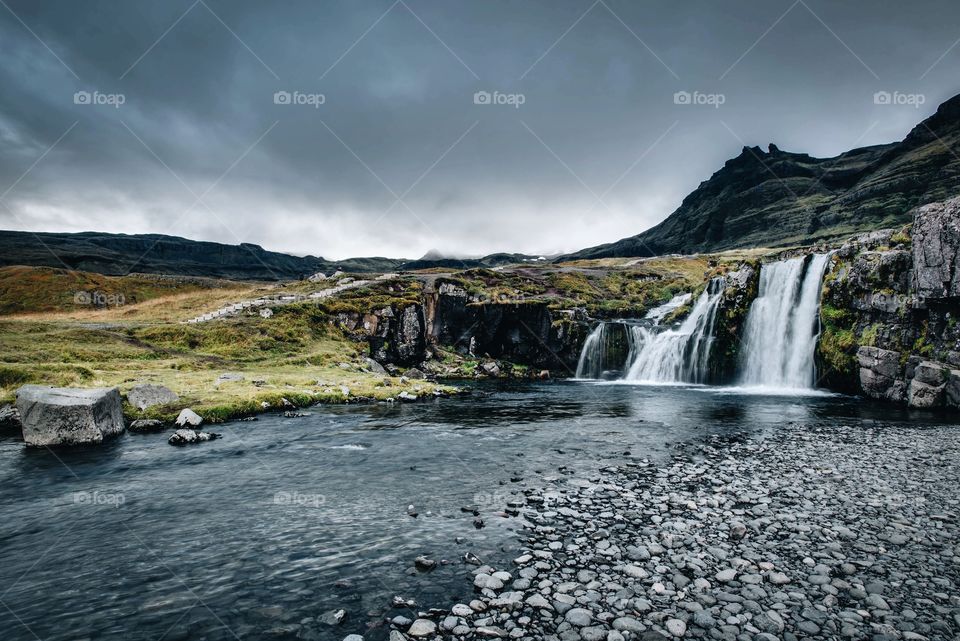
left=168, top=429, right=219, bottom=446
left=175, top=408, right=203, bottom=427
left=407, top=619, right=436, bottom=636
left=565, top=608, right=593, bottom=626
left=129, top=419, right=164, bottom=433
left=126, top=384, right=179, bottom=410
left=16, top=385, right=125, bottom=447
left=665, top=619, right=686, bottom=637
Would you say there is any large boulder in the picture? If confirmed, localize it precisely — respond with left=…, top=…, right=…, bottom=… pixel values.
left=15, top=385, right=125, bottom=447
left=912, top=196, right=960, bottom=299
left=126, top=384, right=178, bottom=411
left=908, top=379, right=945, bottom=408
left=856, top=346, right=905, bottom=402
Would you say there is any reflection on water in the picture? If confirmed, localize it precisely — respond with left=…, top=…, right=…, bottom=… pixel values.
left=0, top=380, right=951, bottom=641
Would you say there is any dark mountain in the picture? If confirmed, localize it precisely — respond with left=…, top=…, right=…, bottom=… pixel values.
left=398, top=252, right=546, bottom=271
left=561, top=92, right=960, bottom=261
left=0, top=231, right=544, bottom=280
left=0, top=231, right=404, bottom=281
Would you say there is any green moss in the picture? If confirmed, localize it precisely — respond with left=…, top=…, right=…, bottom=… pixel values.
left=859, top=323, right=882, bottom=347
left=819, top=327, right=857, bottom=378
left=913, top=325, right=934, bottom=357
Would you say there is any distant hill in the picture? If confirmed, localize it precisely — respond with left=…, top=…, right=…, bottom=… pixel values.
left=560, top=92, right=960, bottom=261
left=0, top=230, right=543, bottom=280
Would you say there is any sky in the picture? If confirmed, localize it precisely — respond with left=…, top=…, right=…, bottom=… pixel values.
left=0, top=0, right=958, bottom=260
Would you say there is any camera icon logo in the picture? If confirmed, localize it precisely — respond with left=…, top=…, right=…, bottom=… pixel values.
left=274, top=91, right=292, bottom=105
left=473, top=91, right=492, bottom=105
left=74, top=91, right=91, bottom=105
left=874, top=91, right=892, bottom=105
left=73, top=291, right=92, bottom=305
left=674, top=91, right=692, bottom=105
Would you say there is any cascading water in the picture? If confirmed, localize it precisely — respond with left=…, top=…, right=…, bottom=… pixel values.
left=643, top=292, right=693, bottom=324
left=623, top=278, right=725, bottom=384
left=738, top=254, right=831, bottom=389
left=575, top=322, right=643, bottom=379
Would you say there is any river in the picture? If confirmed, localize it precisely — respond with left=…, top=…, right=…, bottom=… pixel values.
left=0, top=381, right=950, bottom=640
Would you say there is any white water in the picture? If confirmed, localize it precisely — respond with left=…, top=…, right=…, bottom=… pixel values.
left=643, top=292, right=693, bottom=324
left=739, top=254, right=831, bottom=389
left=623, top=279, right=725, bottom=384
left=575, top=322, right=643, bottom=379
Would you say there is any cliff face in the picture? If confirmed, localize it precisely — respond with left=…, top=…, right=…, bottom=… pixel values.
left=330, top=283, right=590, bottom=374
left=817, top=196, right=960, bottom=409
left=563, top=93, right=960, bottom=261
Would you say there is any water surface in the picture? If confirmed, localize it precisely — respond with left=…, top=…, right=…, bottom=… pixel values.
left=0, top=381, right=948, bottom=640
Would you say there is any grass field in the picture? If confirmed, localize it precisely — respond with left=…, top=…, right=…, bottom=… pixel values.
left=0, top=269, right=451, bottom=422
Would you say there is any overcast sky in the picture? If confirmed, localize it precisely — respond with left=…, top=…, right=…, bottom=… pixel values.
left=0, top=0, right=957, bottom=259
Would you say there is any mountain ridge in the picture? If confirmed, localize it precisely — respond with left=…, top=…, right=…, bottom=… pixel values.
left=559, top=92, right=960, bottom=261
left=0, top=230, right=543, bottom=280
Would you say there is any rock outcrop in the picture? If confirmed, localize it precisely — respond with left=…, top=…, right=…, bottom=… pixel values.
left=332, top=287, right=590, bottom=374
left=820, top=195, right=960, bottom=408
left=912, top=196, right=960, bottom=299
left=126, top=384, right=179, bottom=410
left=15, top=385, right=125, bottom=447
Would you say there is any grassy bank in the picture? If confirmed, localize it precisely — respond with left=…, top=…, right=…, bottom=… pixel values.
left=0, top=286, right=454, bottom=423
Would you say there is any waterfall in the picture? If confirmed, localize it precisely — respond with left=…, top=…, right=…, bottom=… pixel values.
left=575, top=322, right=643, bottom=379
left=644, top=292, right=693, bottom=324
left=623, top=278, right=725, bottom=384
left=738, top=254, right=831, bottom=389
left=575, top=324, right=608, bottom=379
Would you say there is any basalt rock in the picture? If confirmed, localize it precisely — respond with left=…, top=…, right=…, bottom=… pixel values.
left=913, top=195, right=960, bottom=299
left=856, top=346, right=906, bottom=402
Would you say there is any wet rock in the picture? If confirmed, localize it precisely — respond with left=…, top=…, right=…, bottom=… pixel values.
left=320, top=609, right=347, bottom=626
left=168, top=429, right=220, bottom=446
left=129, top=419, right=164, bottom=433
left=407, top=619, right=436, bottom=637
left=16, top=385, right=125, bottom=447
left=0, top=403, right=21, bottom=433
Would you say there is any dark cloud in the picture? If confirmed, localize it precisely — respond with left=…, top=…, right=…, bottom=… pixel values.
left=0, top=0, right=958, bottom=259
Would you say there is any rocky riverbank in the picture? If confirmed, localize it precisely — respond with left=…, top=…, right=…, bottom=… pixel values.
left=389, top=422, right=960, bottom=640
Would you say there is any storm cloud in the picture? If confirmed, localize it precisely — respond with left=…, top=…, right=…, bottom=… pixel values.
left=0, top=0, right=958, bottom=259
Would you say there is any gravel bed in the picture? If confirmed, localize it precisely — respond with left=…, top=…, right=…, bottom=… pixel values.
left=385, top=422, right=960, bottom=640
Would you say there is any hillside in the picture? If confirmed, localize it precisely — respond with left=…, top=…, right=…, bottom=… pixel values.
left=0, top=231, right=546, bottom=280
left=561, top=92, right=960, bottom=260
